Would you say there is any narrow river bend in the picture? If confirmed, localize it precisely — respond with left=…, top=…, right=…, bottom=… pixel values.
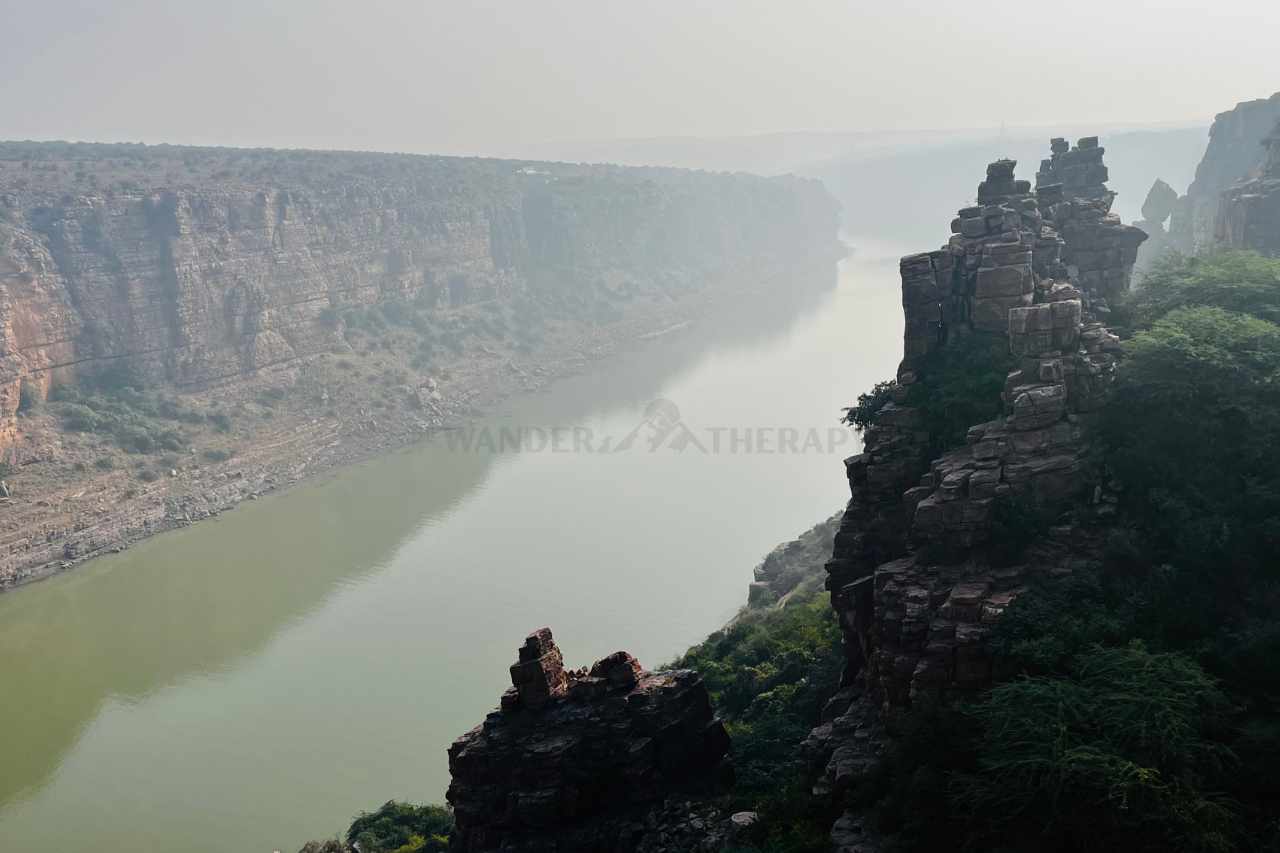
left=0, top=245, right=904, bottom=853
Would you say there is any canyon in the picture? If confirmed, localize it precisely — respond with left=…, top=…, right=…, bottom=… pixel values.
left=0, top=143, right=838, bottom=590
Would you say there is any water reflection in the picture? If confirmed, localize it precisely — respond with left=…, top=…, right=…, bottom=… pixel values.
left=0, top=261, right=842, bottom=817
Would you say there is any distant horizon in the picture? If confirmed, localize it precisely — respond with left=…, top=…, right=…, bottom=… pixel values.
left=0, top=115, right=1212, bottom=162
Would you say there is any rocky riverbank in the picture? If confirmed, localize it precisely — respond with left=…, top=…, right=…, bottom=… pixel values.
left=0, top=141, right=840, bottom=592
left=0, top=257, right=836, bottom=592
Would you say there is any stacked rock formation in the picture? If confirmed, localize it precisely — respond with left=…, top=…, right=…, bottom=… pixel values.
left=1216, top=119, right=1280, bottom=256
left=446, top=629, right=731, bottom=853
left=825, top=138, right=1143, bottom=707
left=1036, top=137, right=1148, bottom=304
left=1133, top=178, right=1180, bottom=270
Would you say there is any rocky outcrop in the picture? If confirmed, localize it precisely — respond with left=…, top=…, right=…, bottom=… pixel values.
left=446, top=629, right=732, bottom=853
left=1216, top=120, right=1280, bottom=256
left=0, top=142, right=839, bottom=451
left=747, top=511, right=841, bottom=606
left=1170, top=92, right=1280, bottom=254
left=826, top=138, right=1141, bottom=691
left=1133, top=178, right=1179, bottom=270
left=814, top=137, right=1143, bottom=850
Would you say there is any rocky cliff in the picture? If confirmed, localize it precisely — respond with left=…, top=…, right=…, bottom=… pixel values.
left=1168, top=92, right=1280, bottom=255
left=446, top=629, right=733, bottom=852
left=819, top=133, right=1141, bottom=706
left=814, top=141, right=1143, bottom=840
left=0, top=142, right=838, bottom=450
left=1215, top=120, right=1280, bottom=256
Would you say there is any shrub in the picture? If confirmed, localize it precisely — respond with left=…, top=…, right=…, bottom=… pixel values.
left=1129, top=250, right=1280, bottom=327
left=202, top=448, right=233, bottom=463
left=673, top=584, right=842, bottom=817
left=94, top=456, right=115, bottom=471
left=345, top=801, right=453, bottom=853
left=905, top=331, right=1013, bottom=455
left=1101, top=305, right=1280, bottom=580
left=842, top=380, right=896, bottom=432
left=958, top=644, right=1236, bottom=853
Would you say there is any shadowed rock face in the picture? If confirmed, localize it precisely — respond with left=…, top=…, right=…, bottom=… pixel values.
left=811, top=138, right=1144, bottom=851
left=446, top=629, right=731, bottom=853
left=825, top=136, right=1141, bottom=703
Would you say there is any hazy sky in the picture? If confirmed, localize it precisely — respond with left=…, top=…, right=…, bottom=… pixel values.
left=3, top=0, right=1277, bottom=155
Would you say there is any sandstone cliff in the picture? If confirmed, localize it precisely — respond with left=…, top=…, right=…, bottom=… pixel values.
left=0, top=143, right=838, bottom=590
left=1168, top=92, right=1280, bottom=254
left=0, top=142, right=838, bottom=449
left=1215, top=120, right=1280, bottom=256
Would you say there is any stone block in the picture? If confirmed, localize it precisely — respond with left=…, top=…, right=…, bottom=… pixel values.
left=975, top=264, right=1031, bottom=299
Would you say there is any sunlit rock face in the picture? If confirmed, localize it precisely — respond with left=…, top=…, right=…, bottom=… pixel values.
left=1170, top=92, right=1280, bottom=254
left=446, top=628, right=732, bottom=853
left=1216, top=120, right=1280, bottom=257
left=0, top=144, right=839, bottom=451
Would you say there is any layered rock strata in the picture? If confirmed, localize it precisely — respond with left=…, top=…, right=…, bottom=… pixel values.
left=825, top=137, right=1142, bottom=705
left=1216, top=120, right=1280, bottom=256
left=1170, top=92, right=1280, bottom=254
left=0, top=143, right=839, bottom=451
left=446, top=629, right=731, bottom=852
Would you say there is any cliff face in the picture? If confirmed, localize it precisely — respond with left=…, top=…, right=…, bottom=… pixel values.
left=824, top=136, right=1142, bottom=707
left=1216, top=121, right=1280, bottom=256
left=0, top=143, right=838, bottom=450
left=1169, top=92, right=1280, bottom=254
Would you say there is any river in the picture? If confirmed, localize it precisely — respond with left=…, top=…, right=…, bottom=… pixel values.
left=0, top=243, right=905, bottom=852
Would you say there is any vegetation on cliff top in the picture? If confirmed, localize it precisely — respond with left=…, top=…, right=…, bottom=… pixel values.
left=299, top=801, right=453, bottom=853
left=853, top=251, right=1280, bottom=853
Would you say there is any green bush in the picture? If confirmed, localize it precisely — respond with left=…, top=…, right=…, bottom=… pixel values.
left=345, top=801, right=452, bottom=853
left=1128, top=250, right=1280, bottom=327
left=1102, top=305, right=1280, bottom=578
left=842, top=380, right=896, bottom=432
left=849, top=332, right=1013, bottom=456
left=202, top=448, right=233, bottom=463
left=673, top=585, right=842, bottom=852
left=905, top=331, right=1013, bottom=455
left=958, top=644, right=1236, bottom=853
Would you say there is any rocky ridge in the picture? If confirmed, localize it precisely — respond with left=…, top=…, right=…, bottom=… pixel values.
left=445, top=629, right=733, bottom=852
left=815, top=137, right=1145, bottom=849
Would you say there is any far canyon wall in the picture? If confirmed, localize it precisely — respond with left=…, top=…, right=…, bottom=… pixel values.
left=0, top=143, right=839, bottom=449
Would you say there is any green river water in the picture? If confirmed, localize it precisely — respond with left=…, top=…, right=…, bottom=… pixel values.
left=0, top=248, right=903, bottom=852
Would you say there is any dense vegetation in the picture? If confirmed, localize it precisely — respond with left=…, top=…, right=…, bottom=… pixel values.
left=299, top=801, right=453, bottom=853
left=843, top=331, right=1013, bottom=457
left=848, top=251, right=1280, bottom=852
left=672, top=582, right=844, bottom=853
